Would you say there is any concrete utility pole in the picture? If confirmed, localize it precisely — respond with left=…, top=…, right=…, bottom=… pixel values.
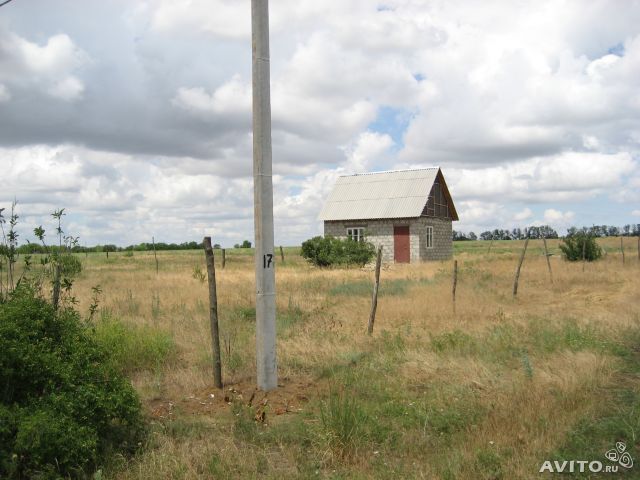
left=252, top=0, right=277, bottom=391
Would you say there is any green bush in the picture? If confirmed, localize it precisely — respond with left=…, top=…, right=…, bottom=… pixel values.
left=0, top=286, right=144, bottom=478
left=54, top=253, right=83, bottom=277
left=301, top=236, right=375, bottom=267
left=559, top=233, right=602, bottom=261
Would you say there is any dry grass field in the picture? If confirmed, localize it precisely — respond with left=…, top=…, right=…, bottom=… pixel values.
left=68, top=237, right=639, bottom=479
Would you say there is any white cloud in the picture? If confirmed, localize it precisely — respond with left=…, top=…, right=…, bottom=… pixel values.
left=456, top=200, right=503, bottom=226
left=447, top=152, right=637, bottom=203
left=542, top=209, right=576, bottom=229
left=150, top=0, right=250, bottom=39
left=48, top=76, right=84, bottom=101
left=0, top=84, right=9, bottom=102
left=582, top=135, right=600, bottom=150
left=342, top=131, right=394, bottom=173
left=632, top=210, right=640, bottom=217
left=514, top=208, right=534, bottom=221
left=0, top=31, right=88, bottom=101
left=172, top=75, right=251, bottom=117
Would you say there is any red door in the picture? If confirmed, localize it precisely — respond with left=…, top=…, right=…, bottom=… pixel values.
left=394, top=226, right=410, bottom=263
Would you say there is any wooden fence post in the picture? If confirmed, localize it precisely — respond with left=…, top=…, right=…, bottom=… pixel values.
left=152, top=236, right=159, bottom=275
left=203, top=237, right=223, bottom=389
left=222, top=248, right=226, bottom=269
left=487, top=237, right=494, bottom=254
left=582, top=236, right=587, bottom=272
left=542, top=236, right=553, bottom=284
left=620, top=237, right=625, bottom=265
left=367, top=246, right=383, bottom=335
left=637, top=235, right=639, bottom=262
left=280, top=245, right=285, bottom=264
left=452, top=259, right=458, bottom=315
left=52, top=264, right=61, bottom=311
left=512, top=237, right=529, bottom=297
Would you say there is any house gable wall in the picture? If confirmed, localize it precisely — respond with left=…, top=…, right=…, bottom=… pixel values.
left=324, top=217, right=452, bottom=263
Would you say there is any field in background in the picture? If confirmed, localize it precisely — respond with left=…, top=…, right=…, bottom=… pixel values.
left=68, top=237, right=639, bottom=479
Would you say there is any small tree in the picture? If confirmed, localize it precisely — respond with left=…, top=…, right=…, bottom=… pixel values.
left=241, top=240, right=252, bottom=248
left=0, top=206, right=144, bottom=478
left=559, top=233, right=602, bottom=262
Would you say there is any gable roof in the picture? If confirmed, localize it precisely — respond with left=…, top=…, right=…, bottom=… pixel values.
left=319, top=167, right=458, bottom=221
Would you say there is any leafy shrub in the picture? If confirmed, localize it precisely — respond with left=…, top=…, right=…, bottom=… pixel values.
left=301, top=236, right=375, bottom=267
left=57, top=253, right=83, bottom=277
left=0, top=286, right=144, bottom=478
left=559, top=233, right=602, bottom=261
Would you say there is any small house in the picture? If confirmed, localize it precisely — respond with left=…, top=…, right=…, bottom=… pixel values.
left=319, top=167, right=458, bottom=263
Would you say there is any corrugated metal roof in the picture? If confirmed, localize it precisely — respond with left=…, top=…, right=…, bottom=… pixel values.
left=320, top=168, right=439, bottom=221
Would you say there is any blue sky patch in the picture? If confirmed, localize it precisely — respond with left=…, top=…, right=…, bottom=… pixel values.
left=368, top=106, right=414, bottom=149
left=607, top=42, right=625, bottom=56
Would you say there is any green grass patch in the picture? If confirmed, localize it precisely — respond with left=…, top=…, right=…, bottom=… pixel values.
left=431, top=318, right=629, bottom=366
left=549, top=328, right=640, bottom=477
left=277, top=296, right=307, bottom=332
left=431, top=330, right=478, bottom=354
left=474, top=448, right=504, bottom=480
left=94, top=314, right=175, bottom=374
left=160, top=417, right=214, bottom=440
left=231, top=305, right=256, bottom=322
left=319, top=388, right=386, bottom=457
left=329, top=278, right=432, bottom=297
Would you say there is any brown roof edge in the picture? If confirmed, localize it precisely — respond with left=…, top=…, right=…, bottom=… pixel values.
left=437, top=168, right=459, bottom=221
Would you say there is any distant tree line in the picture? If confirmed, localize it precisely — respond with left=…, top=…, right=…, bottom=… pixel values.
left=453, top=225, right=559, bottom=241
left=454, top=224, right=640, bottom=241
left=566, top=224, right=640, bottom=237
left=15, top=239, right=255, bottom=254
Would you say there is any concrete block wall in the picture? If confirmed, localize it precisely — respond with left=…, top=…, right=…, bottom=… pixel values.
left=414, top=217, right=453, bottom=261
left=324, top=216, right=453, bottom=263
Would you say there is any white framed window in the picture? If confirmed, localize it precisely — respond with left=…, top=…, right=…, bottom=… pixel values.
left=426, top=226, right=434, bottom=248
left=346, top=227, right=365, bottom=242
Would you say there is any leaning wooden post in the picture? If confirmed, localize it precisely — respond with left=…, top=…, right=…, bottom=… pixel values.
left=203, top=237, right=223, bottom=389
left=152, top=236, right=159, bottom=275
left=222, top=248, right=226, bottom=269
left=452, top=259, right=458, bottom=315
left=620, top=237, right=625, bottom=265
left=280, top=245, right=285, bottom=264
left=487, top=237, right=494, bottom=254
left=542, top=236, right=553, bottom=284
left=367, top=246, right=383, bottom=335
left=512, top=237, right=529, bottom=297
left=581, top=236, right=587, bottom=272
left=637, top=235, right=639, bottom=262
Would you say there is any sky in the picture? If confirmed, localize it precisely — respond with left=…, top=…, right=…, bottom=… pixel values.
left=1, top=0, right=639, bottom=247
